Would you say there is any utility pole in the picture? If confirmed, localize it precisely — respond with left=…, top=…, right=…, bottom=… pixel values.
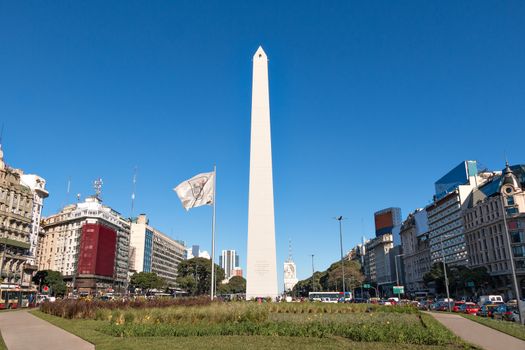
left=335, top=216, right=346, bottom=299
left=440, top=235, right=452, bottom=312
left=500, top=195, right=524, bottom=325
left=311, top=254, right=315, bottom=292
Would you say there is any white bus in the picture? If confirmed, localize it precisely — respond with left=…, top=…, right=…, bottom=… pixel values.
left=308, top=291, right=352, bottom=303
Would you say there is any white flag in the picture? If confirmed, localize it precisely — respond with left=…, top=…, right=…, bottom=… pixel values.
left=174, top=172, right=215, bottom=210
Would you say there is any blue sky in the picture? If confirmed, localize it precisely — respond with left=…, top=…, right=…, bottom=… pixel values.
left=1, top=1, right=524, bottom=288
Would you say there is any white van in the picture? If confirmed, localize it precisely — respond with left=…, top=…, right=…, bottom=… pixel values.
left=478, top=295, right=503, bottom=305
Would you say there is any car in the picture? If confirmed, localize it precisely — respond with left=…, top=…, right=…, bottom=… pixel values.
left=437, top=301, right=453, bottom=312
left=493, top=305, right=518, bottom=321
left=477, top=304, right=499, bottom=318
left=452, top=301, right=465, bottom=312
left=462, top=302, right=479, bottom=315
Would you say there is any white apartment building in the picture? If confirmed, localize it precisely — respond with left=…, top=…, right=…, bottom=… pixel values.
left=38, top=196, right=130, bottom=292
left=219, top=250, right=239, bottom=280
left=129, top=214, right=186, bottom=286
left=20, top=174, right=48, bottom=266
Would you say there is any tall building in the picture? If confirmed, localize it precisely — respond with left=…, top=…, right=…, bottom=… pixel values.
left=219, top=249, right=239, bottom=280
left=464, top=163, right=525, bottom=298
left=192, top=245, right=199, bottom=259
left=0, top=147, right=46, bottom=287
left=246, top=46, right=278, bottom=299
left=427, top=161, right=490, bottom=267
left=129, top=214, right=186, bottom=286
left=374, top=208, right=402, bottom=237
left=20, top=174, right=48, bottom=266
left=38, top=194, right=130, bottom=293
left=400, top=209, right=431, bottom=295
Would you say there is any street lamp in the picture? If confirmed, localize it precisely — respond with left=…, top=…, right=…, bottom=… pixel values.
left=311, top=254, right=315, bottom=292
left=499, top=195, right=524, bottom=325
left=335, top=216, right=346, bottom=299
left=439, top=235, right=452, bottom=312
left=394, top=254, right=404, bottom=300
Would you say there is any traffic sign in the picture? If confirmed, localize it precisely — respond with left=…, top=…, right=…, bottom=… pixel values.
left=393, top=286, right=404, bottom=294
left=363, top=284, right=371, bottom=289
left=43, top=285, right=49, bottom=292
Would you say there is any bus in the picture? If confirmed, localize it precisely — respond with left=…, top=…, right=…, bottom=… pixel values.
left=308, top=291, right=352, bottom=303
left=0, top=288, right=38, bottom=309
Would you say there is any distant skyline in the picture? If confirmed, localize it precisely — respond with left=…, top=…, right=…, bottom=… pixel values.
left=1, top=1, right=524, bottom=289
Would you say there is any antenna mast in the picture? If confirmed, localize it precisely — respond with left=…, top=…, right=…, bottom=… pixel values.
left=131, top=166, right=137, bottom=218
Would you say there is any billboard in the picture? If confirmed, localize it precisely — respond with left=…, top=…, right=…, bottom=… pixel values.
left=374, top=208, right=401, bottom=237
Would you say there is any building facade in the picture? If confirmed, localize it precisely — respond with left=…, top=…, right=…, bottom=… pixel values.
left=219, top=250, right=239, bottom=280
left=0, top=148, right=42, bottom=287
left=427, top=161, right=493, bottom=267
left=38, top=196, right=130, bottom=293
left=129, top=214, right=186, bottom=287
left=20, top=174, right=48, bottom=266
left=464, top=164, right=525, bottom=298
left=374, top=208, right=402, bottom=237
left=400, top=209, right=431, bottom=295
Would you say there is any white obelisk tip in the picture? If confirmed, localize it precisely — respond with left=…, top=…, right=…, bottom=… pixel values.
left=254, top=46, right=267, bottom=60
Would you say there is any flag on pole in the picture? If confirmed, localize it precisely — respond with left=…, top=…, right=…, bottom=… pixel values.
left=174, top=172, right=215, bottom=210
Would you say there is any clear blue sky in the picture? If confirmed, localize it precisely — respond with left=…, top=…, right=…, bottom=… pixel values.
left=1, top=1, right=524, bottom=289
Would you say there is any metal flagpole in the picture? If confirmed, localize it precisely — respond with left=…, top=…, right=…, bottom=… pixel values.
left=210, top=165, right=217, bottom=300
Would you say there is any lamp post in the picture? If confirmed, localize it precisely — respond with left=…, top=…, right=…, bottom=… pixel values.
left=335, top=216, right=346, bottom=299
left=499, top=195, right=524, bottom=325
left=311, top=254, right=315, bottom=292
left=395, top=254, right=404, bottom=300
left=439, top=235, right=452, bottom=312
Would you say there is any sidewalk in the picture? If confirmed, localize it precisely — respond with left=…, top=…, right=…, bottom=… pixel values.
left=426, top=312, right=525, bottom=350
left=0, top=310, right=94, bottom=350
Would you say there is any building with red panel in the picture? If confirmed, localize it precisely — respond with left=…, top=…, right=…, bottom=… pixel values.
left=374, top=207, right=402, bottom=237
left=38, top=196, right=130, bottom=294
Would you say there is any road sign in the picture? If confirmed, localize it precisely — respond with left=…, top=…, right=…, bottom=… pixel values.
left=393, top=286, right=404, bottom=294
left=43, top=285, right=49, bottom=292
left=363, top=284, right=371, bottom=289
left=466, top=281, right=475, bottom=288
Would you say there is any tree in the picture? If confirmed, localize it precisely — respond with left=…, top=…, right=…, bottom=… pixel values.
left=130, top=272, right=166, bottom=291
left=32, top=270, right=66, bottom=296
left=292, top=259, right=365, bottom=297
left=176, top=257, right=225, bottom=296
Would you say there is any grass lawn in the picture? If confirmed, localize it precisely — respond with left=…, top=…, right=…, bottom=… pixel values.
left=461, top=314, right=525, bottom=341
left=32, top=310, right=475, bottom=350
left=0, top=330, right=6, bottom=350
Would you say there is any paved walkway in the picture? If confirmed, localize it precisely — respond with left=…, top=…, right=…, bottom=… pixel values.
left=427, top=312, right=525, bottom=350
left=0, top=310, right=94, bottom=350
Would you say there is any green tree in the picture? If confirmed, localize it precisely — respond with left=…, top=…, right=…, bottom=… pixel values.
left=32, top=270, right=66, bottom=296
left=176, top=257, right=225, bottom=296
left=292, top=260, right=365, bottom=297
left=129, top=272, right=166, bottom=291
left=221, top=276, right=246, bottom=294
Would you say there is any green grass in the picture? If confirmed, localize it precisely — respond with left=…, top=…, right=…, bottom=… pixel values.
left=32, top=310, right=472, bottom=350
left=0, top=329, right=7, bottom=350
left=461, top=314, right=525, bottom=341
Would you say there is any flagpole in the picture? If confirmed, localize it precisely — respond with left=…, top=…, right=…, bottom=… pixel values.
left=210, top=165, right=217, bottom=300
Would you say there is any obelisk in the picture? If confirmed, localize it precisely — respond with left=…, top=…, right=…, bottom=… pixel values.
left=246, top=46, right=278, bottom=299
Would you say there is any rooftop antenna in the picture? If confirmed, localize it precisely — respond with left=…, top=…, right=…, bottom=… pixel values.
left=131, top=166, right=137, bottom=218
left=287, top=238, right=292, bottom=262
left=94, top=178, right=103, bottom=199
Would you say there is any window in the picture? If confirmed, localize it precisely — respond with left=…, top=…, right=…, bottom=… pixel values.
left=511, top=231, right=524, bottom=244
left=512, top=246, right=524, bottom=257
left=507, top=196, right=515, bottom=205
